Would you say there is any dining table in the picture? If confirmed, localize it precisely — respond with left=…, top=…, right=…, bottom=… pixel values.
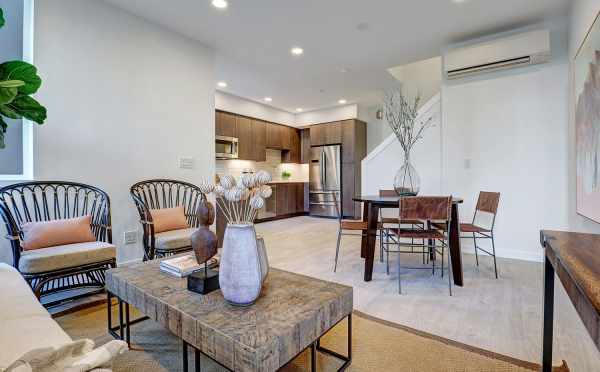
left=353, top=195, right=465, bottom=286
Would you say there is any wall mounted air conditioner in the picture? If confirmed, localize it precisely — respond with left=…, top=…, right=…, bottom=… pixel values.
left=444, top=30, right=551, bottom=80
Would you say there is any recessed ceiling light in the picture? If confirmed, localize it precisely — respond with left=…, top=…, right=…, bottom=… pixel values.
left=338, top=99, right=347, bottom=104
left=264, top=97, right=272, bottom=102
left=296, top=108, right=303, bottom=112
left=451, top=0, right=468, bottom=3
left=217, top=81, right=227, bottom=88
left=212, top=0, right=228, bottom=9
left=291, top=47, right=304, bottom=56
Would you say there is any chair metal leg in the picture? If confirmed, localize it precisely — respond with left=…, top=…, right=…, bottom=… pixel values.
left=473, top=233, right=479, bottom=266
left=441, top=245, right=444, bottom=278
left=385, top=231, right=390, bottom=275
left=379, top=229, right=384, bottom=263
left=397, top=245, right=402, bottom=294
left=491, top=235, right=498, bottom=279
left=334, top=229, right=342, bottom=272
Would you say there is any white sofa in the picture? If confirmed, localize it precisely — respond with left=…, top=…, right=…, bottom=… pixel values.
left=0, top=263, right=125, bottom=371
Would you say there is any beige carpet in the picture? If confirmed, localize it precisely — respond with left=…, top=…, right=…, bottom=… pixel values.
left=55, top=301, right=569, bottom=372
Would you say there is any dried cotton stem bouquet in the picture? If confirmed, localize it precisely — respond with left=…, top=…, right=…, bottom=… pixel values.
left=199, top=171, right=273, bottom=225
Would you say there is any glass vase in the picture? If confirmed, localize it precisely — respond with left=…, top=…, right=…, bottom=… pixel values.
left=394, top=154, right=420, bottom=196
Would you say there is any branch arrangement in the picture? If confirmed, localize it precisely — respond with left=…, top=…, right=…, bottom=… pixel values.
left=199, top=171, right=273, bottom=225
left=383, top=89, right=434, bottom=156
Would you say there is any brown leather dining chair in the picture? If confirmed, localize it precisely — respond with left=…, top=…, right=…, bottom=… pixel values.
left=388, top=196, right=454, bottom=295
left=332, top=192, right=368, bottom=272
left=378, top=190, right=426, bottom=273
left=433, top=191, right=500, bottom=278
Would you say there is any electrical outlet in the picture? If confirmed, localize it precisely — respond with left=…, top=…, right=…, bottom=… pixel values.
left=179, top=157, right=194, bottom=169
left=123, top=230, right=137, bottom=245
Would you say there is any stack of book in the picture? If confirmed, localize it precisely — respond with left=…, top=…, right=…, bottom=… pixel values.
left=159, top=255, right=219, bottom=278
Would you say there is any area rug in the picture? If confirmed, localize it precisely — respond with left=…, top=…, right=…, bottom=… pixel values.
left=55, top=302, right=568, bottom=372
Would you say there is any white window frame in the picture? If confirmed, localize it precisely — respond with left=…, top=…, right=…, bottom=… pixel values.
left=0, top=0, right=35, bottom=181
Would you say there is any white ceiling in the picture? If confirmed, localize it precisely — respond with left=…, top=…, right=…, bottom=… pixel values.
left=103, top=0, right=570, bottom=113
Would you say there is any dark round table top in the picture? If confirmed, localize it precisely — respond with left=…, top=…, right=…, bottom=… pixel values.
left=353, top=195, right=463, bottom=206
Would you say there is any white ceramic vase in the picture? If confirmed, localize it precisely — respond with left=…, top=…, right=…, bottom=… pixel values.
left=219, top=224, right=266, bottom=306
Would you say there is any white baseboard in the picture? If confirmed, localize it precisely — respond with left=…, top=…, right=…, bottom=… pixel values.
left=118, top=257, right=143, bottom=267
left=462, top=248, right=543, bottom=263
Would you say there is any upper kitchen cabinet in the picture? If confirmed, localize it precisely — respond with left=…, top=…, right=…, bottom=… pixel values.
left=282, top=127, right=301, bottom=163
left=251, top=119, right=266, bottom=162
left=310, top=121, right=342, bottom=146
left=266, top=122, right=282, bottom=149
left=236, top=116, right=253, bottom=160
left=280, top=125, right=292, bottom=150
left=300, top=129, right=311, bottom=164
left=216, top=111, right=237, bottom=138
left=341, top=119, right=367, bottom=164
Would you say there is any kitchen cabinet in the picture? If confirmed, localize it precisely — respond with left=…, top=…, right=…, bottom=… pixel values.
left=309, top=121, right=342, bottom=146
left=266, top=122, right=282, bottom=149
left=282, top=128, right=301, bottom=163
left=280, top=126, right=292, bottom=150
left=251, top=119, right=266, bottom=162
left=236, top=116, right=253, bottom=160
left=216, top=111, right=237, bottom=138
left=300, top=129, right=310, bottom=164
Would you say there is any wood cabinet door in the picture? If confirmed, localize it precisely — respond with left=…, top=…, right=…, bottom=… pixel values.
left=276, top=184, right=289, bottom=215
left=300, top=129, right=311, bottom=164
left=310, top=124, right=324, bottom=146
left=295, top=183, right=306, bottom=213
left=280, top=126, right=292, bottom=150
left=286, top=184, right=297, bottom=214
left=236, top=116, right=253, bottom=160
left=325, top=121, right=342, bottom=144
left=216, top=111, right=237, bottom=138
left=282, top=128, right=300, bottom=163
left=266, top=123, right=282, bottom=149
left=341, top=120, right=355, bottom=164
left=252, top=119, right=266, bottom=162
left=342, top=163, right=356, bottom=218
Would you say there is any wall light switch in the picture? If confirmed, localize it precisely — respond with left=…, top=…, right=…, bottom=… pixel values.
left=124, top=231, right=137, bottom=245
left=179, top=157, right=194, bottom=169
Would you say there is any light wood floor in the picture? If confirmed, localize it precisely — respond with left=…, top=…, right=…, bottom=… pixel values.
left=256, top=216, right=600, bottom=372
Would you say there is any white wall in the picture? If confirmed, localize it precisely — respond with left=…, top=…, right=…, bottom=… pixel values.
left=441, top=21, right=570, bottom=261
left=388, top=56, right=442, bottom=107
left=0, top=0, right=216, bottom=264
left=568, top=0, right=600, bottom=234
left=294, top=104, right=358, bottom=126
left=216, top=91, right=295, bottom=125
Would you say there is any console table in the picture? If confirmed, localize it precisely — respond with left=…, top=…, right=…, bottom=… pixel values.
left=106, top=260, right=353, bottom=372
left=540, top=230, right=600, bottom=372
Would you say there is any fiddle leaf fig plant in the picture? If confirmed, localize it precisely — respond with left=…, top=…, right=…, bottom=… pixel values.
left=0, top=7, right=46, bottom=149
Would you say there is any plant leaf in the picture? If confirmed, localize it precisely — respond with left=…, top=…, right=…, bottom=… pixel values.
left=0, top=61, right=42, bottom=95
left=0, top=86, right=17, bottom=104
left=0, top=103, right=21, bottom=119
left=0, top=8, right=5, bottom=29
left=0, top=80, right=25, bottom=88
left=0, top=116, right=6, bottom=149
left=4, top=95, right=47, bottom=124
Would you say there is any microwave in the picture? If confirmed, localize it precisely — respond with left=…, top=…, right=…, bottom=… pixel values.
left=215, top=135, right=239, bottom=159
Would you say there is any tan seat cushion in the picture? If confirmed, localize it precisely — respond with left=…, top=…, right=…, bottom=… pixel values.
left=0, top=264, right=49, bottom=321
left=18, top=241, right=116, bottom=274
left=154, top=227, right=195, bottom=251
left=0, top=315, right=72, bottom=369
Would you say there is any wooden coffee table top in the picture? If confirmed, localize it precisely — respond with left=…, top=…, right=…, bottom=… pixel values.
left=106, top=260, right=353, bottom=372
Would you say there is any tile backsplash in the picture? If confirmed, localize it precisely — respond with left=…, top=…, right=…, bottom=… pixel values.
left=216, top=149, right=309, bottom=182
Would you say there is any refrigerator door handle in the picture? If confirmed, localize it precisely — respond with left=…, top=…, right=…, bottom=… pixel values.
left=320, top=150, right=326, bottom=190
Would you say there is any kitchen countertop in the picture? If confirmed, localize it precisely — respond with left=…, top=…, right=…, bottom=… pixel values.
left=268, top=180, right=308, bottom=184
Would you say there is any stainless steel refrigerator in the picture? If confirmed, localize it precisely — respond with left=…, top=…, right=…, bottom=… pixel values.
left=309, top=145, right=341, bottom=217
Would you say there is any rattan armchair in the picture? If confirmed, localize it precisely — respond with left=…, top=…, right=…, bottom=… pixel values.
left=130, top=179, right=207, bottom=260
left=0, top=181, right=115, bottom=307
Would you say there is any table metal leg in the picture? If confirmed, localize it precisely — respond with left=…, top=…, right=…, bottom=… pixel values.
left=311, top=342, right=317, bottom=372
left=118, top=298, right=124, bottom=340
left=316, top=314, right=352, bottom=371
left=194, top=347, right=201, bottom=372
left=542, top=255, right=555, bottom=372
left=183, top=340, right=189, bottom=372
left=448, top=203, right=464, bottom=286
left=125, top=302, right=131, bottom=346
left=364, top=205, right=379, bottom=281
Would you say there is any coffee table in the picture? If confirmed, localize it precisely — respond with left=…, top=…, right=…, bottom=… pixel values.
left=105, top=259, right=353, bottom=372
